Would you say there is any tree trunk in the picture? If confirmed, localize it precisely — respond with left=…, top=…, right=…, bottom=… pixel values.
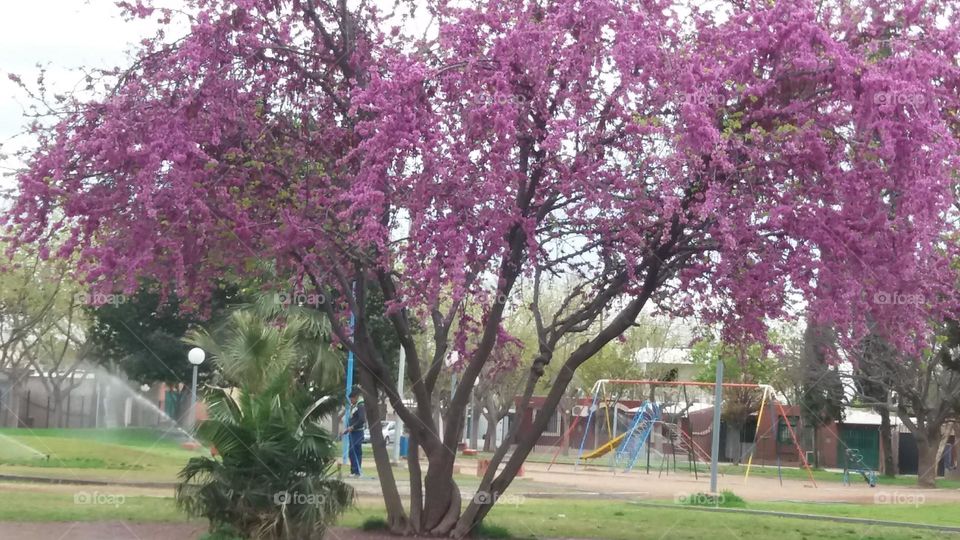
left=422, top=454, right=462, bottom=535
left=483, top=412, right=498, bottom=452
left=3, top=383, right=22, bottom=428
left=916, top=435, right=940, bottom=488
left=49, top=389, right=64, bottom=429
left=357, top=369, right=409, bottom=533
left=879, top=408, right=896, bottom=477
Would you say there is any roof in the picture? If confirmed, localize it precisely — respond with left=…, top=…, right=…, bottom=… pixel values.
left=633, top=347, right=694, bottom=365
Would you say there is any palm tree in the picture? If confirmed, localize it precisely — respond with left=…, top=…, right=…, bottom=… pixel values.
left=177, top=300, right=352, bottom=539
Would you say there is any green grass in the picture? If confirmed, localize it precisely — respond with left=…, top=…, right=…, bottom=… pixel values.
left=1, top=428, right=958, bottom=539
left=1, top=482, right=956, bottom=539
left=746, top=501, right=960, bottom=527
left=337, top=498, right=959, bottom=540
left=0, top=428, right=204, bottom=482
left=0, top=489, right=188, bottom=522
left=0, top=428, right=189, bottom=447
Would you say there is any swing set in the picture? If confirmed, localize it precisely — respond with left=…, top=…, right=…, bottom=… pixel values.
left=550, top=379, right=816, bottom=486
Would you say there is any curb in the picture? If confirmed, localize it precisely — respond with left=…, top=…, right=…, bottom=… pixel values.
left=0, top=474, right=176, bottom=489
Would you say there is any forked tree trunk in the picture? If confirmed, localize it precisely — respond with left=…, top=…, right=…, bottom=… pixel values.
left=422, top=448, right=462, bottom=535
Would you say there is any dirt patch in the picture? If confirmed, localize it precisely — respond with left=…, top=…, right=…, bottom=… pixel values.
left=519, top=461, right=960, bottom=504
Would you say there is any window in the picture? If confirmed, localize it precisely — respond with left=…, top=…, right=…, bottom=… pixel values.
left=535, top=408, right=561, bottom=436
left=778, top=416, right=799, bottom=444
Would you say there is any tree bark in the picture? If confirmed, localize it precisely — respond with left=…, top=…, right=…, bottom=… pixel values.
left=406, top=431, right=424, bottom=535
left=49, top=389, right=64, bottom=429
left=879, top=407, right=896, bottom=477
left=422, top=457, right=462, bottom=535
left=357, top=369, right=409, bottom=533
left=3, top=383, right=22, bottom=428
left=916, top=435, right=940, bottom=488
left=483, top=412, right=498, bottom=452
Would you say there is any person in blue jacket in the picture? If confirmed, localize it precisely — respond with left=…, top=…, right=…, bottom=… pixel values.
left=341, top=386, right=365, bottom=477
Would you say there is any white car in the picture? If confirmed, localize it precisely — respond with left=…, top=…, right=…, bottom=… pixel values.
left=363, top=421, right=396, bottom=444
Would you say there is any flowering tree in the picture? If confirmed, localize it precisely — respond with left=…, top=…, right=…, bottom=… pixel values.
left=5, top=0, right=960, bottom=536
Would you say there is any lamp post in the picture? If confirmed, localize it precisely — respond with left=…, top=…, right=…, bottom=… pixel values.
left=187, top=347, right=205, bottom=430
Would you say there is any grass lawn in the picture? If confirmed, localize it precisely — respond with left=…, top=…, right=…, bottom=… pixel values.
left=339, top=498, right=957, bottom=539
left=0, top=428, right=203, bottom=483
left=0, top=485, right=952, bottom=540
left=745, top=500, right=960, bottom=527
left=0, top=478, right=958, bottom=540
left=0, top=488, right=188, bottom=522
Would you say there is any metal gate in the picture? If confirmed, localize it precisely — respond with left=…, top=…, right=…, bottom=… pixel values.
left=838, top=425, right=880, bottom=471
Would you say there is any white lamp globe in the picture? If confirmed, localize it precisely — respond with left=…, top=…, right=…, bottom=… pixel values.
left=188, top=347, right=206, bottom=366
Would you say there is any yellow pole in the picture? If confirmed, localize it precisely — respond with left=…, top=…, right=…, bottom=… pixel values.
left=744, top=386, right=768, bottom=482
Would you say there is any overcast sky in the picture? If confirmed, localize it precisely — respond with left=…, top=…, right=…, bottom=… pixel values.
left=0, top=0, right=158, bottom=182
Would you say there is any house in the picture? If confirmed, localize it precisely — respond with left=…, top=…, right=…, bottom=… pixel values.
left=633, top=347, right=698, bottom=381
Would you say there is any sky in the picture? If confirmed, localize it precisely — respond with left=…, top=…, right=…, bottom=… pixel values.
left=0, top=0, right=158, bottom=184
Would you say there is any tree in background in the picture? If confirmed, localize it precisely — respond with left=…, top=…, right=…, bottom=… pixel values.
left=849, top=321, right=960, bottom=487
left=797, top=322, right=845, bottom=468
left=86, top=285, right=239, bottom=423
left=7, top=0, right=960, bottom=535
left=851, top=332, right=899, bottom=478
left=0, top=243, right=62, bottom=426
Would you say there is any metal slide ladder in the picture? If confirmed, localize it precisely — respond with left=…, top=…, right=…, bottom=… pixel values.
left=614, top=401, right=662, bottom=472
